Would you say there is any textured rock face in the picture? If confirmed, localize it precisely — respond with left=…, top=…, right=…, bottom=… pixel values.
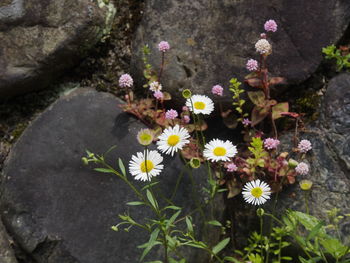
left=131, top=0, right=350, bottom=106
left=0, top=0, right=115, bottom=97
left=0, top=88, right=220, bottom=263
left=0, top=220, right=17, bottom=263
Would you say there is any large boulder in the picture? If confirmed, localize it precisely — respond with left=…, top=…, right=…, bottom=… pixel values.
left=0, top=0, right=115, bottom=98
left=0, top=88, right=222, bottom=263
left=131, top=0, right=350, bottom=106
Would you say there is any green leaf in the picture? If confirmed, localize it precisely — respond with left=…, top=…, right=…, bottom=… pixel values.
left=281, top=256, right=293, bottom=261
left=223, top=256, right=241, bottom=263
left=185, top=216, right=193, bottom=233
left=118, top=158, right=126, bottom=177
left=139, top=228, right=160, bottom=261
left=164, top=205, right=182, bottom=211
left=94, top=168, right=113, bottom=173
left=126, top=201, right=145, bottom=206
left=307, top=220, right=325, bottom=241
left=207, top=220, right=222, bottom=227
left=212, top=237, right=230, bottom=255
left=142, top=182, right=160, bottom=191
left=146, top=190, right=159, bottom=210
left=320, top=238, right=349, bottom=259
left=166, top=210, right=181, bottom=229
left=288, top=211, right=327, bottom=237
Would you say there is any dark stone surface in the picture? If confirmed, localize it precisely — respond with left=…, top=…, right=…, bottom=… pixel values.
left=0, top=0, right=115, bottom=97
left=0, top=88, right=221, bottom=263
left=131, top=0, right=350, bottom=107
left=0, top=219, right=18, bottom=263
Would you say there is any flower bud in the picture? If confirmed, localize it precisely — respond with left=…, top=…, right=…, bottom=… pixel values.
left=182, top=89, right=192, bottom=99
left=299, top=180, right=313, bottom=191
left=190, top=158, right=201, bottom=169
left=288, top=159, right=298, bottom=169
left=257, top=208, right=265, bottom=217
left=137, top=129, right=154, bottom=146
left=81, top=157, right=89, bottom=165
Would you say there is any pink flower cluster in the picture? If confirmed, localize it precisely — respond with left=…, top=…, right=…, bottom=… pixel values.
left=119, top=74, right=133, bottom=88
left=264, top=19, right=278, bottom=32
left=226, top=162, right=238, bottom=172
left=298, top=139, right=312, bottom=153
left=183, top=115, right=190, bottom=123
left=165, top=109, right=178, bottom=120
left=153, top=91, right=164, bottom=100
left=211, top=85, right=223, bottom=96
left=295, top=162, right=309, bottom=175
left=158, top=41, right=170, bottom=52
left=246, top=59, right=258, bottom=71
left=264, top=138, right=280, bottom=150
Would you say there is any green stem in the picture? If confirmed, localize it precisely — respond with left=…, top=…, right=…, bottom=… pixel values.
left=260, top=215, right=264, bottom=260
left=277, top=236, right=282, bottom=263
left=304, top=191, right=309, bottom=215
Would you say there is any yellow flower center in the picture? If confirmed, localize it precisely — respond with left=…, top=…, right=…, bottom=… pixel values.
left=167, top=135, right=180, bottom=146
left=139, top=133, right=152, bottom=143
left=194, top=101, right=206, bottom=110
left=251, top=187, right=263, bottom=198
left=140, top=160, right=154, bottom=173
left=213, top=147, right=226, bottom=156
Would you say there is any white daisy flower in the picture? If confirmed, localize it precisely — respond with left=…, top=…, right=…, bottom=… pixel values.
left=186, top=95, right=214, bottom=115
left=203, top=139, right=237, bottom=162
left=242, top=179, right=271, bottom=205
left=129, top=150, right=164, bottom=181
left=157, top=124, right=190, bottom=156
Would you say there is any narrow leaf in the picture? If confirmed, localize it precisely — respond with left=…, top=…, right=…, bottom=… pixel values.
left=126, top=201, right=145, bottom=206
left=118, top=158, right=126, bottom=176
left=94, top=168, right=113, bottom=173
left=146, top=189, right=159, bottom=210
left=212, top=237, right=230, bottom=254
left=185, top=216, right=193, bottom=233
left=207, top=220, right=222, bottom=227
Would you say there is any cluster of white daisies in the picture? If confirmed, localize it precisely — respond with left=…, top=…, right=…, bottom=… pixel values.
left=127, top=94, right=273, bottom=206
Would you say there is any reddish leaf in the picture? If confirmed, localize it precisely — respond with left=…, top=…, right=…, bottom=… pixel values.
left=244, top=72, right=259, bottom=79
left=222, top=110, right=238, bottom=129
left=251, top=105, right=269, bottom=126
left=281, top=112, right=300, bottom=118
left=245, top=78, right=263, bottom=88
left=272, top=102, right=289, bottom=120
left=226, top=179, right=241, bottom=199
left=269, top=77, right=286, bottom=86
left=247, top=91, right=265, bottom=106
left=162, top=92, right=172, bottom=100
left=267, top=99, right=277, bottom=106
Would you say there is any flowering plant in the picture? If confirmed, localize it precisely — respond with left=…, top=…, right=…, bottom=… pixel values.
left=83, top=20, right=349, bottom=263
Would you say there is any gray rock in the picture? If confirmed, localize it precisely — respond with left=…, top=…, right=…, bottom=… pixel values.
left=0, top=0, right=115, bottom=97
left=131, top=0, right=350, bottom=107
left=0, top=219, right=18, bottom=263
left=0, top=88, right=221, bottom=263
